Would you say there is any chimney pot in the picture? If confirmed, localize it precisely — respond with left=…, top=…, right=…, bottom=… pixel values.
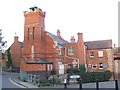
left=70, top=36, right=75, bottom=43
left=57, top=29, right=61, bottom=38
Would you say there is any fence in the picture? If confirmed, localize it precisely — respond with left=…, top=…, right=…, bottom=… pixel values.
left=64, top=79, right=120, bottom=90
left=25, top=74, right=64, bottom=87
left=24, top=72, right=112, bottom=86
left=80, top=72, right=112, bottom=83
left=23, top=73, right=119, bottom=89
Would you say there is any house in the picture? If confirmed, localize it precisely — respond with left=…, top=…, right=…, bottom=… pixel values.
left=84, top=39, right=113, bottom=72
left=9, top=35, right=23, bottom=72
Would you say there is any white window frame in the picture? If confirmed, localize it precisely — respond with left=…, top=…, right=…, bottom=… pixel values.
left=89, top=51, right=94, bottom=58
left=99, top=63, right=103, bottom=69
left=50, top=64, right=53, bottom=71
left=88, top=64, right=91, bottom=67
left=92, top=64, right=97, bottom=69
left=98, top=51, right=103, bottom=58
left=47, top=64, right=50, bottom=71
left=58, top=48, right=62, bottom=55
left=68, top=47, right=74, bottom=55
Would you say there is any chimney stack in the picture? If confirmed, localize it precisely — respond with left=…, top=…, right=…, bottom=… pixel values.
left=57, top=29, right=61, bottom=38
left=14, top=32, right=18, bottom=42
left=77, top=32, right=83, bottom=42
left=70, top=36, right=75, bottom=43
left=14, top=36, right=18, bottom=42
left=114, top=43, right=116, bottom=48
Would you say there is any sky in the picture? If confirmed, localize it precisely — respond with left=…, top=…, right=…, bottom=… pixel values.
left=0, top=0, right=119, bottom=49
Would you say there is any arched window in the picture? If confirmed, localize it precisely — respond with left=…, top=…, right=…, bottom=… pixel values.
left=31, top=45, right=34, bottom=59
left=33, top=27, right=35, bottom=39
left=28, top=28, right=30, bottom=40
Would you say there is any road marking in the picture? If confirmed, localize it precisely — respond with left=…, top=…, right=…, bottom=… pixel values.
left=8, top=78, right=27, bottom=88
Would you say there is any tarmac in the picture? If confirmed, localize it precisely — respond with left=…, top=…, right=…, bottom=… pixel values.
left=9, top=76, right=118, bottom=89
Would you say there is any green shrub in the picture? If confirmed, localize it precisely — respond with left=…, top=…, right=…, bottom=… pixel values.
left=50, top=69, right=56, bottom=75
left=66, top=64, right=86, bottom=75
left=80, top=71, right=112, bottom=83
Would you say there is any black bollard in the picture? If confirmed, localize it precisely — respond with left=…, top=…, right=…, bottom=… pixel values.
left=115, top=80, right=118, bottom=90
left=79, top=78, right=82, bottom=89
left=96, top=79, right=99, bottom=90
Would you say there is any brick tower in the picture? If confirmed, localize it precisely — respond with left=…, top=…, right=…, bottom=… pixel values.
left=23, top=6, right=46, bottom=59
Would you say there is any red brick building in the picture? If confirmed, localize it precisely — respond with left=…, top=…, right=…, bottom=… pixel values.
left=9, top=6, right=115, bottom=80
left=84, top=40, right=113, bottom=72
left=19, top=6, right=85, bottom=79
left=9, top=35, right=23, bottom=70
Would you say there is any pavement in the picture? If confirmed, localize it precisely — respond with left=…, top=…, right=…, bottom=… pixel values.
left=9, top=77, right=38, bottom=88
left=9, top=76, right=119, bottom=89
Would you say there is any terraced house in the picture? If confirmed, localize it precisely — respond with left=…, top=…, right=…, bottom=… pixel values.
left=84, top=40, right=113, bottom=72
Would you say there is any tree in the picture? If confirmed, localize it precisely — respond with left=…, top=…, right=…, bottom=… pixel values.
left=0, top=29, right=7, bottom=68
left=6, top=48, right=12, bottom=68
left=0, top=29, right=7, bottom=52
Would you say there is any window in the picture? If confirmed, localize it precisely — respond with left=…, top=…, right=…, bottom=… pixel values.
left=92, top=64, right=97, bottom=69
left=33, top=27, right=35, bottom=39
left=99, top=62, right=103, bottom=69
left=68, top=47, right=74, bottom=55
left=98, top=51, right=103, bottom=58
left=89, top=51, right=94, bottom=58
left=58, top=48, right=62, bottom=55
left=31, top=45, right=34, bottom=59
left=88, top=64, right=91, bottom=67
left=28, top=28, right=30, bottom=40
left=50, top=64, right=53, bottom=71
left=47, top=64, right=50, bottom=71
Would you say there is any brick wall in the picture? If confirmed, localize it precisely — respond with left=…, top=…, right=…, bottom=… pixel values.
left=86, top=49, right=113, bottom=72
left=10, top=36, right=22, bottom=67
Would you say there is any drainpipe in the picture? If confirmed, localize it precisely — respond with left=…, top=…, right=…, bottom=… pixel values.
left=64, top=47, right=80, bottom=70
left=84, top=45, right=87, bottom=72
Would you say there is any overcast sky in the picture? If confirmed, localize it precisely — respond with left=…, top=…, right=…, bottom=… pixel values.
left=0, top=0, right=119, bottom=49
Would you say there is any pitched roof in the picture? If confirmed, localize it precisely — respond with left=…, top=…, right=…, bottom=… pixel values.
left=47, top=32, right=69, bottom=45
left=26, top=58, right=53, bottom=64
left=84, top=39, right=112, bottom=50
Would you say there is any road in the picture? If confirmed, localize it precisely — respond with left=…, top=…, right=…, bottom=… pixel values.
left=1, top=71, right=20, bottom=88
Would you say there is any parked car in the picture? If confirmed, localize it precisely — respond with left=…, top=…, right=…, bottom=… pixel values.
left=69, top=75, right=80, bottom=79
